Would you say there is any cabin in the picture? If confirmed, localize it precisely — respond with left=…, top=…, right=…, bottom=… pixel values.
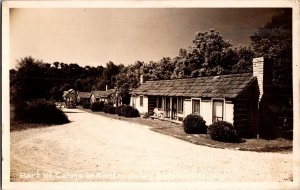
left=62, top=89, right=77, bottom=108
left=90, top=89, right=115, bottom=103
left=130, top=57, right=273, bottom=137
left=77, top=91, right=91, bottom=104
left=90, top=86, right=122, bottom=106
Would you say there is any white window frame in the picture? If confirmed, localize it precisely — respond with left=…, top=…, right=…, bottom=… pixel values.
left=156, top=96, right=163, bottom=109
left=177, top=97, right=184, bottom=114
left=211, top=98, right=226, bottom=123
left=191, top=98, right=201, bottom=115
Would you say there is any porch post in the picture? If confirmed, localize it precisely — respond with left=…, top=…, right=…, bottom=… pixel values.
left=170, top=97, right=172, bottom=119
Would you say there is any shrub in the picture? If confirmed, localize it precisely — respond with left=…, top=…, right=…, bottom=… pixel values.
left=116, top=104, right=127, bottom=116
left=16, top=99, right=69, bottom=124
left=108, top=106, right=116, bottom=114
left=90, top=101, right=105, bottom=112
left=82, top=103, right=91, bottom=109
left=103, top=105, right=109, bottom=113
left=120, top=105, right=140, bottom=117
left=107, top=100, right=114, bottom=106
left=182, top=114, right=206, bottom=134
left=207, top=121, right=241, bottom=143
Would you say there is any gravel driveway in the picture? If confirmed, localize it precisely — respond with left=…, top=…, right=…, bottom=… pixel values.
left=10, top=108, right=292, bottom=182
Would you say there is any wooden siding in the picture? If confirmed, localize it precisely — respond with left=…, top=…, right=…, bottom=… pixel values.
left=148, top=96, right=156, bottom=116
left=233, top=80, right=259, bottom=137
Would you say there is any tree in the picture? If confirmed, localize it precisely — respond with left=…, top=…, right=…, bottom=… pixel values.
left=11, top=57, right=49, bottom=115
left=172, top=29, right=247, bottom=78
left=231, top=46, right=254, bottom=73
left=250, top=9, right=292, bottom=88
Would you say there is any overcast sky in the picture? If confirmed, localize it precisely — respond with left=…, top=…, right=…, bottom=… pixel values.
left=10, top=8, right=283, bottom=68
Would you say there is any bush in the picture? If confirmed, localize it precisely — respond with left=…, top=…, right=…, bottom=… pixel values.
left=117, top=105, right=140, bottom=117
left=16, top=99, right=69, bottom=124
left=108, top=106, right=116, bottom=114
left=82, top=103, right=90, bottom=109
left=116, top=104, right=127, bottom=116
left=207, top=121, right=241, bottom=143
left=182, top=114, right=206, bottom=134
left=103, top=105, right=109, bottom=113
left=90, top=101, right=105, bottom=112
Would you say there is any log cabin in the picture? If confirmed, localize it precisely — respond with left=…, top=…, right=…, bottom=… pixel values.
left=130, top=57, right=273, bottom=137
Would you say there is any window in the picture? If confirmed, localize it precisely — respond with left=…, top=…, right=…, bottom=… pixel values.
left=140, top=96, right=143, bottom=107
left=192, top=99, right=200, bottom=115
left=177, top=97, right=183, bottom=113
left=212, top=99, right=224, bottom=122
left=157, top=97, right=162, bottom=108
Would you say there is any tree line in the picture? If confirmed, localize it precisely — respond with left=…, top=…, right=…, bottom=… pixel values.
left=10, top=10, right=292, bottom=107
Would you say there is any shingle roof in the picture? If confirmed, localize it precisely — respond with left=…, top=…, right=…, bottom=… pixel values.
left=131, top=73, right=256, bottom=99
left=92, top=89, right=115, bottom=98
left=78, top=91, right=91, bottom=99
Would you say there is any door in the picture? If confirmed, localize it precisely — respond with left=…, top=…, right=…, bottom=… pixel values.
left=172, top=97, right=177, bottom=119
left=165, top=97, right=170, bottom=118
left=212, top=100, right=224, bottom=123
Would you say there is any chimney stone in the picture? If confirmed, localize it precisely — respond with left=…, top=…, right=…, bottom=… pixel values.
left=140, top=74, right=144, bottom=84
left=105, top=85, right=108, bottom=91
left=252, top=57, right=273, bottom=103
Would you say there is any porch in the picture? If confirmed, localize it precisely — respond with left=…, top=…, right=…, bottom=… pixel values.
left=148, top=96, right=185, bottom=122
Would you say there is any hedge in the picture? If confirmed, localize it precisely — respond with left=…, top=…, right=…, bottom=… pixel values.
left=16, top=99, right=69, bottom=124
left=90, top=101, right=105, bottom=112
left=182, top=114, right=206, bottom=134
left=207, top=121, right=241, bottom=143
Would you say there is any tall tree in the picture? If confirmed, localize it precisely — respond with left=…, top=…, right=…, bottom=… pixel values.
left=250, top=9, right=292, bottom=88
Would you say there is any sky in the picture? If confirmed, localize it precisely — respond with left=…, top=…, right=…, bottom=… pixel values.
left=10, top=8, right=284, bottom=68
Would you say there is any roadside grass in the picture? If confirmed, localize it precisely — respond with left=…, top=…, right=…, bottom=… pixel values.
left=80, top=107, right=292, bottom=153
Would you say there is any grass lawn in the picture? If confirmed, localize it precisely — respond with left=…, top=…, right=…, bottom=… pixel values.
left=80, top=107, right=293, bottom=153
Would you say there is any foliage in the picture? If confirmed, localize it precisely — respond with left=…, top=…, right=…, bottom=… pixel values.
left=250, top=9, right=292, bottom=88
left=90, top=101, right=105, bottom=112
left=116, top=104, right=127, bottom=116
left=116, top=105, right=140, bottom=118
left=15, top=99, right=69, bottom=124
left=107, top=106, right=116, bottom=114
left=82, top=103, right=91, bottom=109
left=103, top=105, right=109, bottom=113
left=182, top=114, right=207, bottom=134
left=10, top=11, right=291, bottom=118
left=207, top=121, right=241, bottom=143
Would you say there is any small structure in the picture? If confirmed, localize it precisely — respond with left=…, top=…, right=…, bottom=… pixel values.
left=90, top=86, right=122, bottom=106
left=77, top=91, right=91, bottom=105
left=63, top=89, right=77, bottom=108
left=131, top=57, right=274, bottom=137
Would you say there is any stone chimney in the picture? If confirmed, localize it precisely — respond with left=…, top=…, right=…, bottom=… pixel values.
left=252, top=57, right=273, bottom=104
left=140, top=74, right=145, bottom=84
left=105, top=85, right=108, bottom=91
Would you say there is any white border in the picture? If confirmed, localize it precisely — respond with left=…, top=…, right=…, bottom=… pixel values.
left=2, top=1, right=300, bottom=190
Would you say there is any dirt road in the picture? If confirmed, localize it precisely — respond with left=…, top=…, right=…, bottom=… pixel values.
left=10, top=109, right=292, bottom=182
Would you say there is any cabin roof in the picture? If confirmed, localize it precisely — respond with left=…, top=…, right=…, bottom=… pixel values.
left=131, top=73, right=256, bottom=99
left=77, top=91, right=91, bottom=98
left=91, top=89, right=116, bottom=98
